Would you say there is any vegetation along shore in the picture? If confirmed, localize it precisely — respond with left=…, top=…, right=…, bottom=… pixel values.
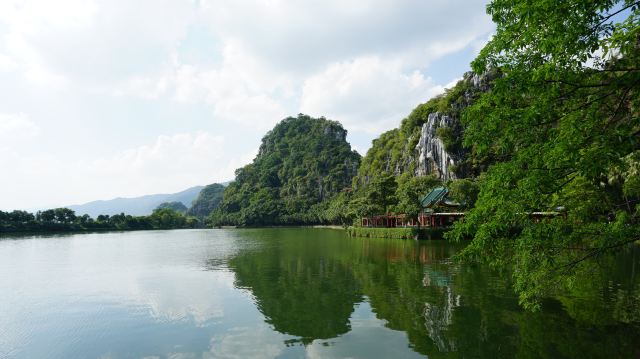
left=2, top=0, right=638, bottom=310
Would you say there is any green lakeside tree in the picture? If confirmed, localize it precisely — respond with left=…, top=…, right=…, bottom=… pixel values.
left=396, top=174, right=441, bottom=227
left=448, top=0, right=640, bottom=309
left=0, top=207, right=198, bottom=233
left=324, top=191, right=353, bottom=226
left=447, top=178, right=480, bottom=210
left=365, top=173, right=398, bottom=214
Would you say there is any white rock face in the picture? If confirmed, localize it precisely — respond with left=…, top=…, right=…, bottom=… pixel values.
left=415, top=112, right=457, bottom=180
left=323, top=124, right=347, bottom=142
left=422, top=285, right=461, bottom=352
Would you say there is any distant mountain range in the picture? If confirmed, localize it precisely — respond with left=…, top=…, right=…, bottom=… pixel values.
left=67, top=186, right=205, bottom=217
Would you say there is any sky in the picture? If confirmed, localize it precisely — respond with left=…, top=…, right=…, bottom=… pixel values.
left=0, top=0, right=494, bottom=211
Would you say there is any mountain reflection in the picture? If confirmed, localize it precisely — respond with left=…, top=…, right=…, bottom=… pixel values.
left=227, top=241, right=361, bottom=343
left=211, top=228, right=640, bottom=358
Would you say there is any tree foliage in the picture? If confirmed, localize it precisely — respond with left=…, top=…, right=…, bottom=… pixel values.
left=396, top=174, right=442, bottom=225
left=364, top=173, right=398, bottom=215
left=0, top=207, right=199, bottom=233
left=448, top=0, right=640, bottom=309
left=446, top=178, right=480, bottom=210
left=155, top=201, right=188, bottom=213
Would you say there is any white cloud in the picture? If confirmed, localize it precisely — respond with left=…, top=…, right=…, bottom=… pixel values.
left=199, top=0, right=493, bottom=73
left=2, top=31, right=68, bottom=88
left=300, top=56, right=445, bottom=134
left=0, top=0, right=99, bottom=87
left=116, top=39, right=290, bottom=130
left=0, top=0, right=194, bottom=88
left=0, top=0, right=495, bottom=209
left=0, top=0, right=97, bottom=35
left=0, top=113, right=40, bottom=143
left=218, top=148, right=259, bottom=180
left=0, top=53, right=18, bottom=71
left=171, top=62, right=287, bottom=129
left=209, top=325, right=285, bottom=359
left=114, top=75, right=171, bottom=100
left=0, top=132, right=250, bottom=210
left=110, top=1, right=492, bottom=130
left=88, top=132, right=228, bottom=196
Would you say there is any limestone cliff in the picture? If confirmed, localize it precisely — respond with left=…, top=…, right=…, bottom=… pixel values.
left=415, top=112, right=458, bottom=180
left=356, top=71, right=491, bottom=184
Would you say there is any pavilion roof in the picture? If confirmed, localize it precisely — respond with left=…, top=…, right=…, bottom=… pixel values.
left=420, top=187, right=449, bottom=208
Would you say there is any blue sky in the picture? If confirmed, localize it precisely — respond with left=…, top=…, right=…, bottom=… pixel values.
left=0, top=0, right=494, bottom=210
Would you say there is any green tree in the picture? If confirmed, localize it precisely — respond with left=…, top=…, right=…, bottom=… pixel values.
left=9, top=210, right=35, bottom=223
left=449, top=0, right=640, bottom=309
left=53, top=208, right=76, bottom=224
left=155, top=201, right=188, bottom=214
left=150, top=208, right=187, bottom=229
left=345, top=196, right=377, bottom=225
left=324, top=191, right=352, bottom=226
left=396, top=175, right=441, bottom=226
left=366, top=173, right=398, bottom=214
left=447, top=178, right=480, bottom=210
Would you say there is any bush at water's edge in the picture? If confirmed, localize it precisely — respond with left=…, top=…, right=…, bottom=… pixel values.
left=347, top=227, right=446, bottom=240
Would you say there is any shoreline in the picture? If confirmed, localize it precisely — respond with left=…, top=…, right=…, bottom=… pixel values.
left=1, top=225, right=346, bottom=236
left=347, top=226, right=448, bottom=240
left=2, top=225, right=453, bottom=240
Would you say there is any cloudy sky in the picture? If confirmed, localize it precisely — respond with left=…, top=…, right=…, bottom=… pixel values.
left=0, top=0, right=493, bottom=210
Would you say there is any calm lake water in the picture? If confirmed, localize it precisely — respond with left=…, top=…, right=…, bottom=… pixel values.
left=0, top=228, right=638, bottom=359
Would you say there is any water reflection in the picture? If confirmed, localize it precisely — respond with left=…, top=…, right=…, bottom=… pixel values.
left=421, top=267, right=461, bottom=353
left=219, top=228, right=640, bottom=358
left=225, top=230, right=362, bottom=343
left=1, top=229, right=639, bottom=358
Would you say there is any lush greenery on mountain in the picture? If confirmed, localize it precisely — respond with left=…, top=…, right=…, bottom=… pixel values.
left=321, top=70, right=488, bottom=228
left=317, top=75, right=485, bottom=227
left=298, top=0, right=639, bottom=312
left=187, top=183, right=225, bottom=218
left=210, top=114, right=361, bottom=226
left=156, top=201, right=188, bottom=213
left=0, top=207, right=199, bottom=233
left=445, top=0, right=640, bottom=309
left=353, top=75, right=485, bottom=186
left=4, top=0, right=636, bottom=316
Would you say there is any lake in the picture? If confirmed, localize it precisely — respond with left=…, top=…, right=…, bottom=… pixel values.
left=0, top=228, right=638, bottom=358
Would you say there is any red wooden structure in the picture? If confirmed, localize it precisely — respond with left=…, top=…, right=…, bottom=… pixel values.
left=361, top=187, right=465, bottom=228
left=361, top=212, right=465, bottom=228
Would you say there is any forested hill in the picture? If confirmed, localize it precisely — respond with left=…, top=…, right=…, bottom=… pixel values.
left=354, top=71, right=492, bottom=186
left=280, top=0, right=639, bottom=311
left=211, top=114, right=361, bottom=226
left=187, top=183, right=226, bottom=218
left=344, top=0, right=640, bottom=311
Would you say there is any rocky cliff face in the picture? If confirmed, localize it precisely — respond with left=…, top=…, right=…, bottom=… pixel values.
left=324, top=124, right=347, bottom=142
left=413, top=71, right=492, bottom=180
left=415, top=112, right=457, bottom=180
left=355, top=71, right=493, bottom=185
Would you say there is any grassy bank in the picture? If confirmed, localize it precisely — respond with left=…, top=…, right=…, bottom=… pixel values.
left=347, top=227, right=447, bottom=240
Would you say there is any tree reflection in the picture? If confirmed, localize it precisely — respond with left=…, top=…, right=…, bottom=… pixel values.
left=215, top=229, right=640, bottom=357
left=225, top=230, right=361, bottom=344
